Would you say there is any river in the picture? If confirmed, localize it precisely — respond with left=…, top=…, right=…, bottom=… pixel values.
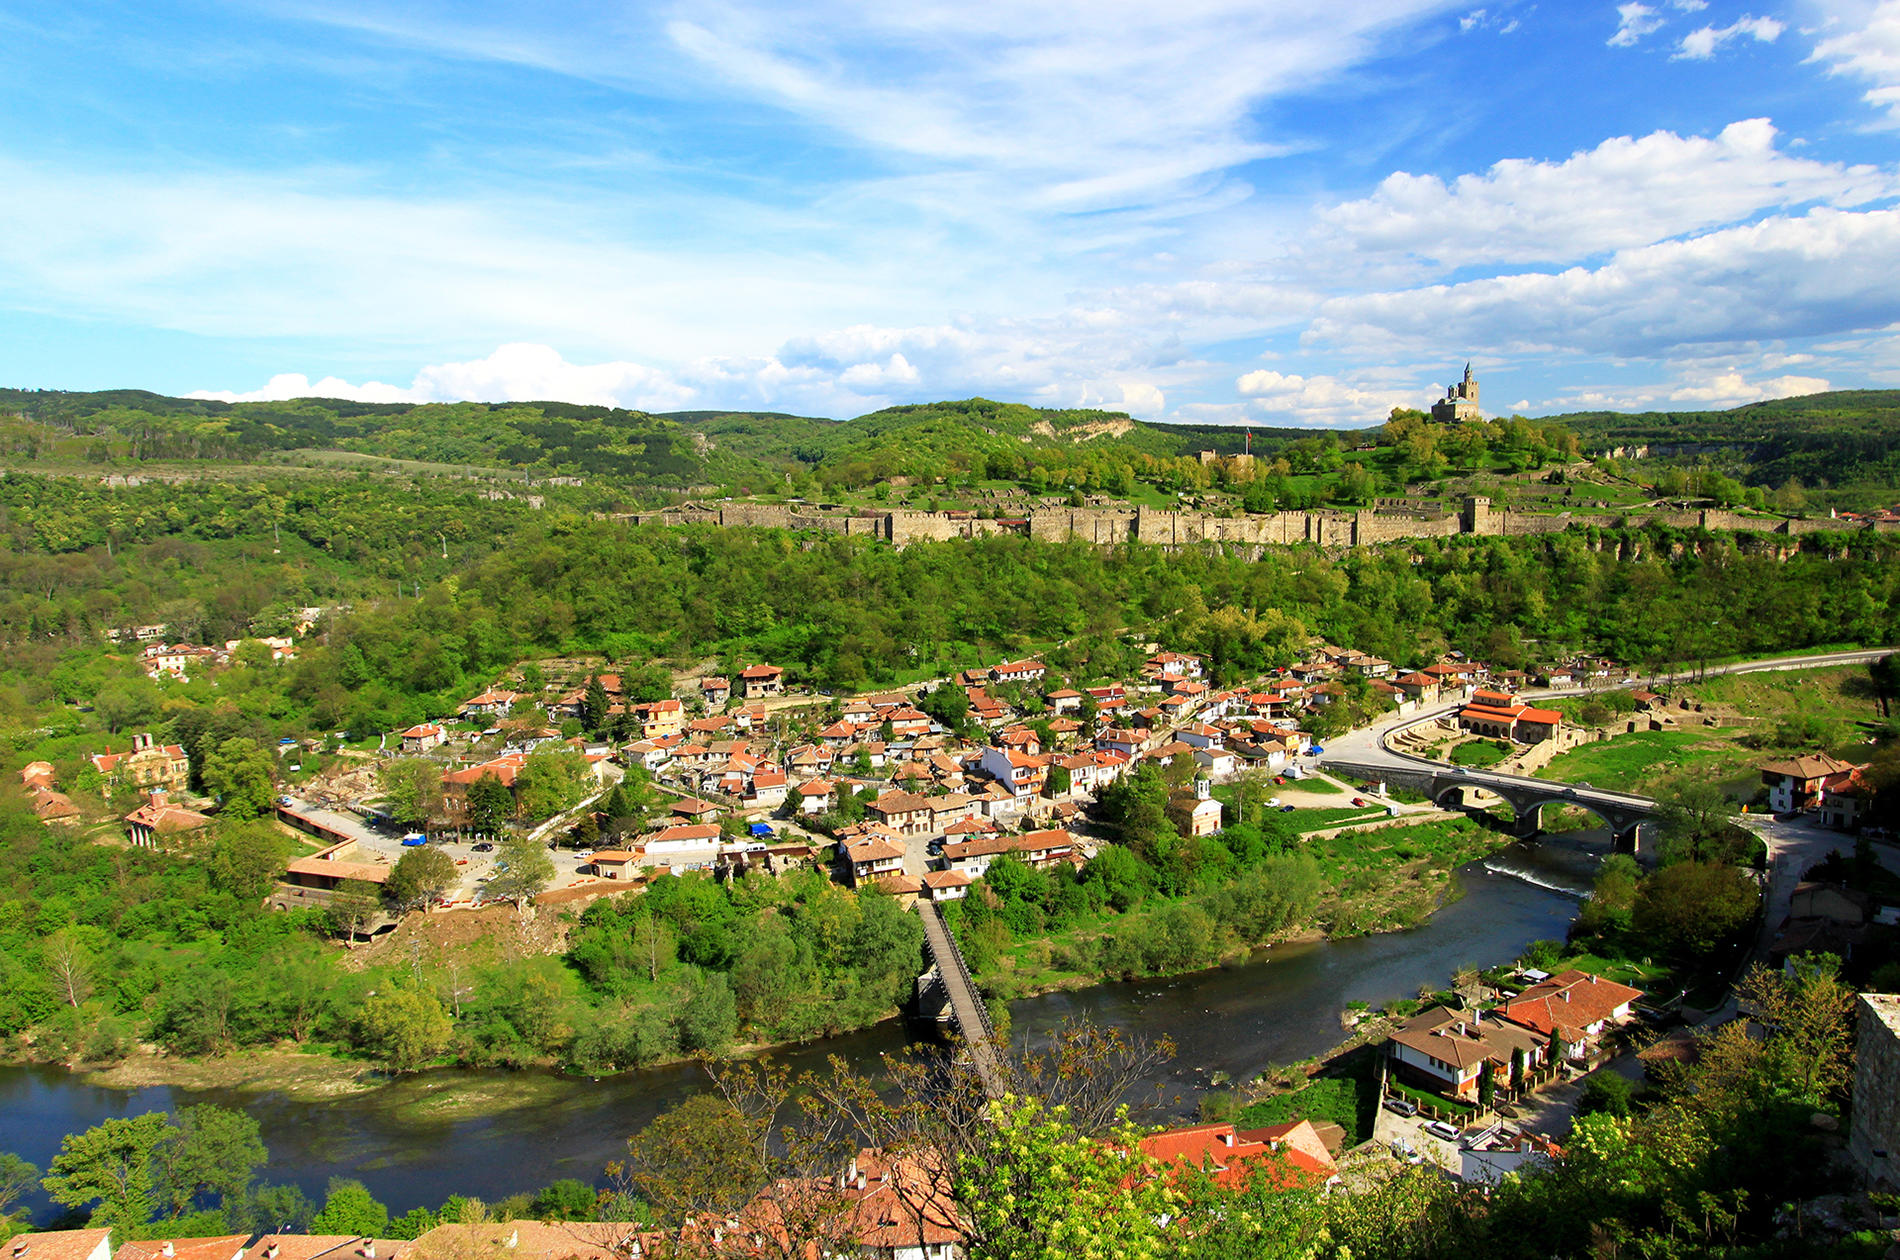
left=0, top=832, right=1599, bottom=1220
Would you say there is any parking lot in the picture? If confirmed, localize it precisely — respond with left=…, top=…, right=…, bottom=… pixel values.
left=279, top=796, right=618, bottom=907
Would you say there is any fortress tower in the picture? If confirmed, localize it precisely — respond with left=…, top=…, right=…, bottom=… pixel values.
left=1431, top=362, right=1482, bottom=424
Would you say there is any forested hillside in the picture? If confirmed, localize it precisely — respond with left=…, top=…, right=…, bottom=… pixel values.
left=1558, top=389, right=1900, bottom=501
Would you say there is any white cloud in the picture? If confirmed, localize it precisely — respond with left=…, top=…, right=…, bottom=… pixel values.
left=1811, top=0, right=1900, bottom=122
left=1537, top=365, right=1830, bottom=410
left=1316, top=119, right=1895, bottom=266
left=1236, top=367, right=1415, bottom=426
left=1610, top=3, right=1665, bottom=46
left=1675, top=14, right=1783, bottom=59
left=190, top=344, right=701, bottom=411
left=1308, top=206, right=1900, bottom=357
left=189, top=372, right=416, bottom=405
left=1460, top=9, right=1488, bottom=31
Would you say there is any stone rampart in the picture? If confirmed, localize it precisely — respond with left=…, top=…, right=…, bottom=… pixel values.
left=605, top=497, right=1892, bottom=554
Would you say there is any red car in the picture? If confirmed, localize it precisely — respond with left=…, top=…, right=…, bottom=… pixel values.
left=1352, top=797, right=1367, bottom=807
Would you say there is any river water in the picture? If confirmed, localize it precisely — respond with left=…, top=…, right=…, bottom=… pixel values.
left=0, top=832, right=1600, bottom=1219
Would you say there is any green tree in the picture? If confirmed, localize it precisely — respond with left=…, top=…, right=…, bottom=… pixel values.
left=0, top=1152, right=40, bottom=1234
left=677, top=974, right=737, bottom=1053
left=44, top=1112, right=176, bottom=1238
left=201, top=737, right=276, bottom=820
left=356, top=986, right=453, bottom=1073
left=465, top=773, right=514, bottom=837
left=379, top=758, right=446, bottom=831
left=514, top=747, right=592, bottom=821
left=387, top=846, right=459, bottom=912
left=208, top=822, right=290, bottom=901
left=582, top=673, right=610, bottom=733
left=955, top=1097, right=1176, bottom=1260
left=326, top=879, right=384, bottom=948
left=1632, top=861, right=1759, bottom=956
left=309, top=1178, right=390, bottom=1237
left=488, top=836, right=556, bottom=910
left=157, top=1105, right=267, bottom=1218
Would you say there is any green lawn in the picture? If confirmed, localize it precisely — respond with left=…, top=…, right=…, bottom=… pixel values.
left=1450, top=739, right=1510, bottom=768
left=1534, top=729, right=1739, bottom=794
left=1294, top=807, right=1388, bottom=831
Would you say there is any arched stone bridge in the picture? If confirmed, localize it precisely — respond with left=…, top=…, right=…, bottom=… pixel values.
left=1323, top=757, right=1659, bottom=851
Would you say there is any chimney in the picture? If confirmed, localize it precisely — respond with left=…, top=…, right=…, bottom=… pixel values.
left=364, top=1245, right=375, bottom=1259
left=149, top=789, right=167, bottom=808
left=1220, top=1131, right=1235, bottom=1147
left=162, top=1245, right=175, bottom=1258
left=266, top=1246, right=280, bottom=1259
left=506, top=1231, right=518, bottom=1250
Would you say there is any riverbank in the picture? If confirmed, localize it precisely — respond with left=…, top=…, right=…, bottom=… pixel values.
left=0, top=839, right=1589, bottom=1219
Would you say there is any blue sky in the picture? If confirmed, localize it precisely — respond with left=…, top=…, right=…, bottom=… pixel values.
left=3, top=1, right=1900, bottom=425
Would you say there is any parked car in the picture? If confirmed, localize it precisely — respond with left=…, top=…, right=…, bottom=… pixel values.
left=1423, top=1120, right=1460, bottom=1142
left=1279, top=804, right=1297, bottom=813
left=1351, top=797, right=1367, bottom=807
left=473, top=841, right=496, bottom=852
left=1266, top=797, right=1282, bottom=808
left=1384, top=1098, right=1420, bottom=1117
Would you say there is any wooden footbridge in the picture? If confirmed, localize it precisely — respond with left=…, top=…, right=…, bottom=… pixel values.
left=915, top=901, right=1007, bottom=1101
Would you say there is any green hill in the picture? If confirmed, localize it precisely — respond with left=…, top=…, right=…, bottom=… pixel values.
left=1553, top=389, right=1900, bottom=500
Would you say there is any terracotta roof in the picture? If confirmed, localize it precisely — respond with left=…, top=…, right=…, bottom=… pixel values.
left=1497, top=970, right=1643, bottom=1039
left=923, top=869, right=973, bottom=889
left=411, top=1222, right=649, bottom=1260
left=1759, top=752, right=1858, bottom=781
left=247, top=1237, right=415, bottom=1260
left=943, top=829, right=1073, bottom=862
left=113, top=1236, right=247, bottom=1260
left=285, top=855, right=390, bottom=884
left=740, top=664, right=783, bottom=678
left=5, top=1229, right=113, bottom=1260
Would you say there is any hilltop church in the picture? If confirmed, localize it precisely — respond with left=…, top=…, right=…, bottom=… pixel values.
left=1432, top=362, right=1482, bottom=424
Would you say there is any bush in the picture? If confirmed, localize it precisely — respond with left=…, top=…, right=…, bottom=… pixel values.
left=1577, top=1071, right=1635, bottom=1119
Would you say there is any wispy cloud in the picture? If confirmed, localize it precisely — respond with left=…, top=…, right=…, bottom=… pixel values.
left=1609, top=3, right=1666, bottom=46
left=1810, top=0, right=1900, bottom=123
left=1674, top=14, right=1783, bottom=60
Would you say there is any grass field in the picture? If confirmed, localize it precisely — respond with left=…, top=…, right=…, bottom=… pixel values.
left=1536, top=729, right=1751, bottom=794
left=1450, top=739, right=1510, bottom=768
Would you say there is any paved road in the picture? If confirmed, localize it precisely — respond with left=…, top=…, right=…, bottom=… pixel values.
left=1735, top=812, right=1858, bottom=956
left=1321, top=648, right=1893, bottom=802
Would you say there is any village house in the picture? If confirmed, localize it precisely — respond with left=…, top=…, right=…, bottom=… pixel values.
left=1146, top=651, right=1203, bottom=679
left=921, top=868, right=973, bottom=902
left=91, top=733, right=192, bottom=794
left=459, top=687, right=522, bottom=719
left=112, top=1236, right=248, bottom=1260
left=739, top=664, right=785, bottom=698
left=866, top=789, right=936, bottom=836
left=841, top=834, right=906, bottom=886
left=940, top=828, right=1075, bottom=878
left=1394, top=671, right=1439, bottom=703
left=700, top=676, right=731, bottom=707
left=124, top=790, right=214, bottom=849
left=797, top=779, right=839, bottom=816
left=271, top=842, right=390, bottom=913
left=399, top=723, right=448, bottom=754
left=143, top=643, right=220, bottom=680
left=631, top=698, right=686, bottom=739
left=1493, top=970, right=1644, bottom=1062
left=1137, top=1119, right=1339, bottom=1191
left=1759, top=752, right=1863, bottom=814
left=591, top=849, right=640, bottom=880
left=1046, top=688, right=1084, bottom=714
left=990, top=658, right=1047, bottom=685
left=4, top=1228, right=115, bottom=1260
left=246, top=1234, right=417, bottom=1260
left=1387, top=1006, right=1547, bottom=1100
left=978, top=746, right=1049, bottom=799
left=1194, top=746, right=1241, bottom=780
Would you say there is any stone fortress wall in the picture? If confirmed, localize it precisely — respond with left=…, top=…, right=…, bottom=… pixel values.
left=614, top=496, right=1900, bottom=552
